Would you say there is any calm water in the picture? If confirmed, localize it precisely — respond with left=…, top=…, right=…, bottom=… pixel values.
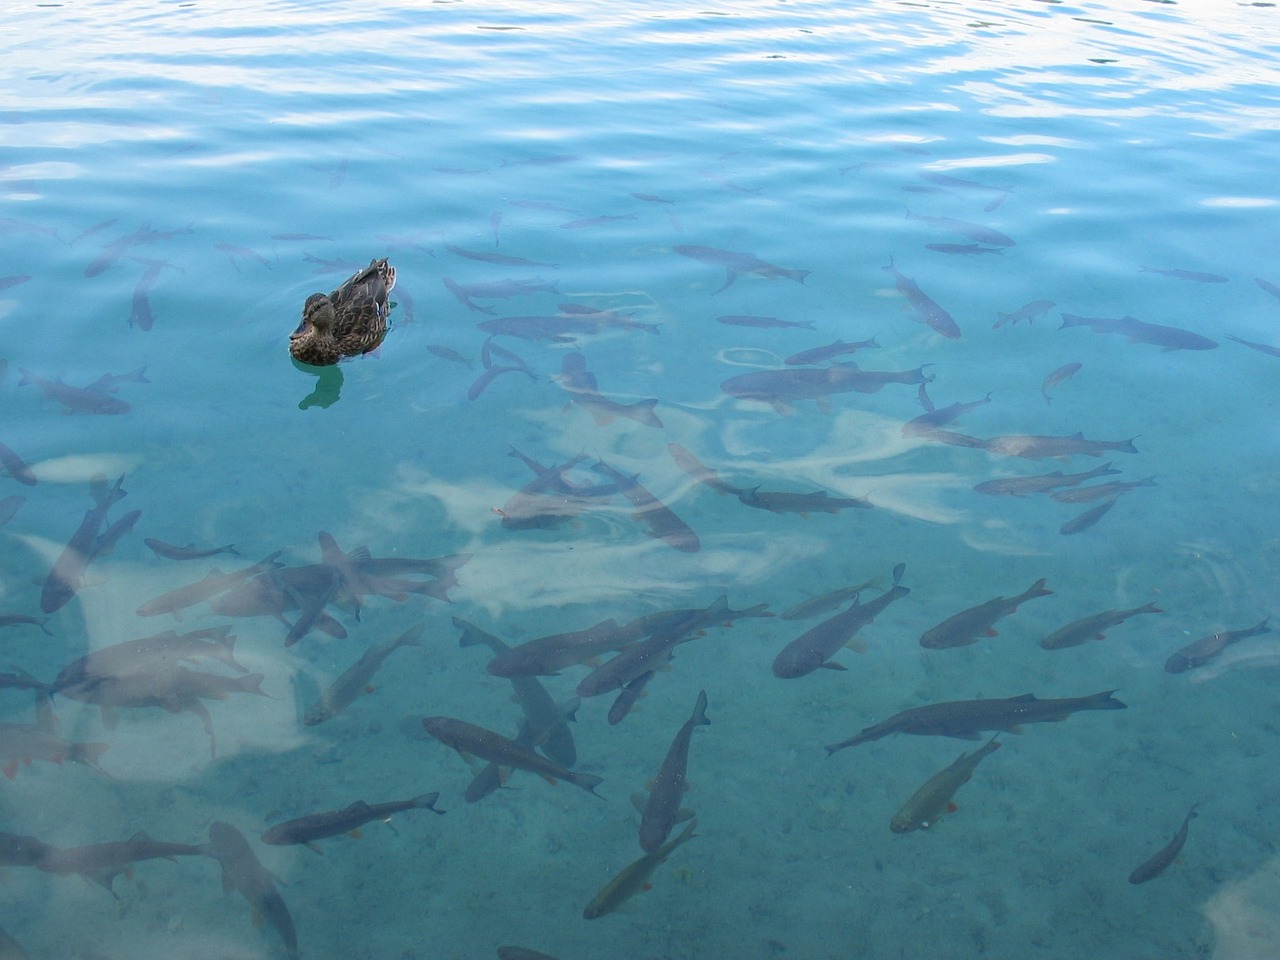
left=3, top=0, right=1279, bottom=957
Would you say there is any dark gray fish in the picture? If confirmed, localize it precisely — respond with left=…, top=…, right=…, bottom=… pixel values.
left=1042, top=362, right=1082, bottom=404
left=444, top=242, right=557, bottom=268
left=905, top=210, right=1014, bottom=247
left=881, top=258, right=961, bottom=338
left=272, top=233, right=333, bottom=241
left=974, top=462, right=1121, bottom=496
left=18, top=370, right=130, bottom=414
left=558, top=352, right=662, bottom=428
left=917, top=171, right=1009, bottom=210
left=715, top=314, right=816, bottom=330
left=1165, top=618, right=1271, bottom=673
left=215, top=242, right=272, bottom=271
left=722, top=361, right=933, bottom=415
left=483, top=618, right=627, bottom=678
left=674, top=244, right=809, bottom=294
left=607, top=670, right=655, bottom=726
left=1128, top=806, right=1198, bottom=884
left=69, top=218, right=119, bottom=246
left=144, top=538, right=239, bottom=560
left=0, top=217, right=60, bottom=240
left=1139, top=266, right=1228, bottom=283
left=495, top=449, right=616, bottom=530
left=925, top=242, right=1002, bottom=255
left=774, top=566, right=909, bottom=677
left=1255, top=277, right=1280, bottom=301
left=639, top=690, right=709, bottom=852
left=557, top=303, right=660, bottom=334
left=920, top=579, right=1052, bottom=649
left=1040, top=602, right=1163, bottom=650
left=53, top=625, right=247, bottom=692
left=467, top=365, right=533, bottom=401
left=1227, top=334, right=1280, bottom=358
left=41, top=474, right=128, bottom=614
left=1059, top=497, right=1119, bottom=535
left=427, top=344, right=472, bottom=366
left=422, top=717, right=603, bottom=796
left=784, top=337, right=879, bottom=365
left=667, top=443, right=741, bottom=496
left=592, top=459, right=699, bottom=552
left=824, top=690, right=1126, bottom=754
left=1060, top=313, right=1217, bottom=351
left=582, top=818, right=697, bottom=919
left=207, top=822, right=299, bottom=960
left=1049, top=476, right=1156, bottom=503
left=902, top=393, right=991, bottom=439
left=34, top=831, right=207, bottom=895
left=84, top=223, right=155, bottom=277
left=0, top=614, right=51, bottom=636
left=0, top=443, right=36, bottom=486
left=262, top=793, right=443, bottom=848
left=737, top=486, right=871, bottom=516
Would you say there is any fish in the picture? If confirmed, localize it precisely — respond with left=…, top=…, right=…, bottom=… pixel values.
left=715, top=314, right=816, bottom=330
left=261, top=793, right=444, bottom=850
left=994, top=300, right=1054, bottom=328
left=925, top=243, right=1002, bottom=255
left=773, top=566, right=909, bottom=678
left=35, top=831, right=207, bottom=895
left=666, top=443, right=740, bottom=496
left=721, top=361, right=933, bottom=415
left=272, top=233, right=333, bottom=241
left=0, top=831, right=55, bottom=867
left=639, top=691, right=710, bottom=852
left=303, top=623, right=423, bottom=724
left=920, top=579, right=1052, bottom=649
left=1227, top=334, right=1280, bottom=358
left=901, top=393, right=992, bottom=440
left=422, top=716, right=603, bottom=796
left=69, top=217, right=119, bottom=246
left=53, top=625, right=248, bottom=693
left=143, top=538, right=239, bottom=560
left=784, top=337, right=880, bottom=366
left=779, top=571, right=888, bottom=621
left=1255, top=277, right=1280, bottom=301
left=0, top=275, right=31, bottom=291
left=1128, top=806, right=1198, bottom=884
left=136, top=551, right=283, bottom=617
left=214, top=242, right=273, bottom=270
left=1140, top=266, right=1228, bottom=283
left=982, top=432, right=1138, bottom=460
left=495, top=449, right=616, bottom=530
left=0, top=495, right=24, bottom=525
left=445, top=276, right=557, bottom=307
left=592, top=459, right=699, bottom=552
left=824, top=690, right=1126, bottom=754
left=0, top=721, right=110, bottom=779
left=575, top=604, right=720, bottom=700
left=582, top=818, right=698, bottom=919
left=973, top=462, right=1121, bottom=496
left=1049, top=476, right=1156, bottom=503
left=129, top=259, right=174, bottom=331
left=0, top=443, right=36, bottom=486
left=557, top=353, right=662, bottom=428
left=736, top=486, right=871, bottom=517
left=0, top=614, right=51, bottom=636
left=559, top=214, right=637, bottom=229
left=427, top=344, right=472, bottom=366
left=607, top=671, right=655, bottom=726
left=83, top=223, right=157, bottom=277
left=444, top=242, right=558, bottom=268
left=917, top=171, right=1009, bottom=210
left=557, top=303, right=660, bottom=335
left=41, top=474, right=129, bottom=614
left=475, top=315, right=585, bottom=342
left=880, top=258, right=961, bottom=338
left=1060, top=498, right=1119, bottom=535
left=1041, top=362, right=1082, bottom=404
left=484, top=619, right=629, bottom=678
left=0, top=925, right=28, bottom=959
left=17, top=370, right=130, bottom=414
left=207, top=821, right=299, bottom=960
left=905, top=210, right=1015, bottom=247
left=497, top=949, right=561, bottom=960
left=1040, top=602, right=1163, bottom=650
left=1164, top=618, right=1271, bottom=673
left=1059, top=313, right=1218, bottom=351
left=455, top=617, right=578, bottom=767
left=674, top=244, right=809, bottom=294
left=468, top=364, right=534, bottom=400
left=890, top=736, right=1001, bottom=832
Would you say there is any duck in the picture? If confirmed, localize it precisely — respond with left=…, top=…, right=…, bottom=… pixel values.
left=289, top=257, right=397, bottom=366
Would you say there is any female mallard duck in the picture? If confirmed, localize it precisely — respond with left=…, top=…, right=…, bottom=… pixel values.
left=289, top=257, right=396, bottom=366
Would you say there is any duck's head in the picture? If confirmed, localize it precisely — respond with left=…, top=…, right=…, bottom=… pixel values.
left=290, top=293, right=341, bottom=364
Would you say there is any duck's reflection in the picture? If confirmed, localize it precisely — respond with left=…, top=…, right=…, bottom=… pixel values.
left=292, top=358, right=343, bottom=409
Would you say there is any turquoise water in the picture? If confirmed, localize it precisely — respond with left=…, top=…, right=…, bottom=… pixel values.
left=3, top=0, right=1279, bottom=957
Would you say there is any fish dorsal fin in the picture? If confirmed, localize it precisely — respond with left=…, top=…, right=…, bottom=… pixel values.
left=1009, top=693, right=1037, bottom=702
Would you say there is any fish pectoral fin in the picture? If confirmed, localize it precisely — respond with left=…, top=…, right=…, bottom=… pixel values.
left=819, top=661, right=848, bottom=671
left=305, top=842, right=325, bottom=855
left=985, top=629, right=998, bottom=637
left=348, top=828, right=363, bottom=839
left=845, top=639, right=868, bottom=654
left=947, top=802, right=958, bottom=813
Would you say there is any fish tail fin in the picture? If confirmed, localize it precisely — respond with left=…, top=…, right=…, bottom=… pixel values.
left=16, top=368, right=36, bottom=388
left=784, top=268, right=811, bottom=285
left=691, top=689, right=710, bottom=727
left=576, top=773, right=606, bottom=797
left=630, top=399, right=663, bottom=428
left=412, top=792, right=446, bottom=814
left=1089, top=689, right=1127, bottom=710
left=711, top=270, right=738, bottom=295
left=1027, top=578, right=1053, bottom=599
left=1059, top=314, right=1083, bottom=329
left=1122, top=436, right=1140, bottom=454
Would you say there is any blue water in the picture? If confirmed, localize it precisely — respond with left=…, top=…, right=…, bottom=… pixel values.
left=3, top=0, right=1280, bottom=957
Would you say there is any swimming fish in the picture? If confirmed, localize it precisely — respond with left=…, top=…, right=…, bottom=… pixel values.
left=592, top=459, right=700, bottom=552
left=41, top=474, right=130, bottom=613
left=715, top=314, right=816, bottom=330
left=674, top=244, right=809, bottom=294
left=993, top=300, right=1054, bottom=328
left=774, top=566, right=909, bottom=677
left=444, top=242, right=558, bottom=268
left=639, top=690, right=709, bottom=852
left=18, top=370, right=131, bottom=414
left=0, top=721, right=110, bottom=779
left=973, top=462, right=1121, bottom=497
left=905, top=210, right=1014, bottom=247
left=35, top=831, right=207, bottom=895
left=53, top=625, right=248, bottom=693
left=920, top=579, right=1052, bottom=649
left=784, top=337, right=880, bottom=365
left=890, top=736, right=1001, bottom=833
left=0, top=442, right=36, bottom=486
left=136, top=551, right=284, bottom=618
left=982, top=432, right=1138, bottom=460
left=304, top=623, right=423, bottom=724
left=1139, top=266, right=1228, bottom=283
left=582, top=818, right=698, bottom=919
left=1060, top=313, right=1217, bottom=351
left=1164, top=618, right=1271, bottom=673
left=207, top=821, right=299, bottom=960
left=1060, top=498, right=1119, bottom=535
left=721, top=361, right=933, bottom=415
left=779, top=572, right=887, bottom=621
left=261, top=793, right=444, bottom=850
left=881, top=258, right=961, bottom=339
left=144, top=538, right=240, bottom=560
left=1040, top=602, right=1163, bottom=650
left=824, top=690, right=1126, bottom=754
left=666, top=443, right=741, bottom=496
left=1128, top=805, right=1198, bottom=884
left=736, top=486, right=871, bottom=517
left=422, top=717, right=604, bottom=796
left=557, top=353, right=663, bottom=428
left=925, top=243, right=1002, bottom=255
left=1226, top=334, right=1280, bottom=358
left=1041, top=362, right=1082, bottom=404
left=1049, top=476, right=1156, bottom=503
